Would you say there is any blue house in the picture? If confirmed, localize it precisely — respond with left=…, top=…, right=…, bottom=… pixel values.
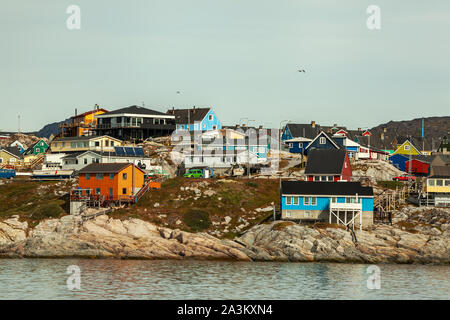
left=304, top=131, right=340, bottom=155
left=280, top=181, right=374, bottom=229
left=389, top=154, right=409, bottom=172
left=169, top=107, right=221, bottom=132
left=285, top=137, right=312, bottom=154
left=281, top=122, right=320, bottom=142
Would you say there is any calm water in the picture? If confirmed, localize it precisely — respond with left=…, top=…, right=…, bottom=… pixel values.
left=0, top=259, right=448, bottom=299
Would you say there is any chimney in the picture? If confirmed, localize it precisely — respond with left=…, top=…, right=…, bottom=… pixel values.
left=381, top=132, right=385, bottom=141
left=94, top=104, right=99, bottom=111
left=259, top=125, right=263, bottom=129
left=358, top=128, right=362, bottom=132
left=193, top=106, right=196, bottom=113
left=311, top=121, right=315, bottom=128
left=333, top=123, right=337, bottom=128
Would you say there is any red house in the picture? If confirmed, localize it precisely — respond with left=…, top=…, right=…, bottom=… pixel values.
left=405, top=156, right=431, bottom=176
left=305, top=149, right=352, bottom=182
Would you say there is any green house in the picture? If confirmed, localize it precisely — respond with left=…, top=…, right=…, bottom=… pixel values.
left=24, top=139, right=49, bottom=156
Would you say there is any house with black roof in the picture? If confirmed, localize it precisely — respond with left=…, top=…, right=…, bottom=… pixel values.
left=167, top=106, right=221, bottom=132
left=281, top=181, right=374, bottom=229
left=305, top=149, right=352, bottom=182
left=95, top=105, right=176, bottom=141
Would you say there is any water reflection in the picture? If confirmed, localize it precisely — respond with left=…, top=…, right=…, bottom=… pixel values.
left=0, top=259, right=448, bottom=300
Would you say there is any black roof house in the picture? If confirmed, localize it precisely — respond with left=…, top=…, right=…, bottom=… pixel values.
left=167, top=107, right=211, bottom=125
left=305, top=149, right=347, bottom=175
left=281, top=181, right=373, bottom=196
left=285, top=123, right=321, bottom=140
left=95, top=105, right=176, bottom=141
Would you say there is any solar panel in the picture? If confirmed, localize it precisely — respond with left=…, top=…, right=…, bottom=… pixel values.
left=124, top=147, right=135, bottom=156
left=134, top=147, right=145, bottom=156
left=114, top=146, right=125, bottom=156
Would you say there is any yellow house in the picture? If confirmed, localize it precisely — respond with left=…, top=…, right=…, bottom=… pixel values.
left=50, top=135, right=122, bottom=153
left=393, top=140, right=421, bottom=156
left=0, top=147, right=21, bottom=166
left=426, top=166, right=450, bottom=206
left=60, top=106, right=108, bottom=137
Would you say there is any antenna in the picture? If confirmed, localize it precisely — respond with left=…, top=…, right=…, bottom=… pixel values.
left=18, top=115, right=20, bottom=134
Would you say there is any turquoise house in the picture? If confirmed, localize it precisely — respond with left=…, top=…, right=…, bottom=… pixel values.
left=170, top=107, right=221, bottom=132
left=281, top=181, right=374, bottom=229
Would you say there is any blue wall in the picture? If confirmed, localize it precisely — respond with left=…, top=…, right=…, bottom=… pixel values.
left=389, top=154, right=408, bottom=172
left=282, top=195, right=373, bottom=212
left=288, top=141, right=307, bottom=154
left=281, top=126, right=292, bottom=141
left=305, top=134, right=339, bottom=154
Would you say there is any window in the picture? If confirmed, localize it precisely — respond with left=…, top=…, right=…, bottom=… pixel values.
left=53, top=142, right=58, bottom=147
left=404, top=145, right=410, bottom=150
left=95, top=142, right=100, bottom=147
left=96, top=188, right=101, bottom=195
left=293, top=197, right=299, bottom=205
left=85, top=173, right=90, bottom=180
left=311, top=197, right=317, bottom=205
left=319, top=137, right=326, bottom=144
left=40, top=142, right=44, bottom=146
left=84, top=158, right=87, bottom=164
left=109, top=173, right=114, bottom=180
left=85, top=189, right=90, bottom=195
left=314, top=176, right=320, bottom=181
left=436, top=179, right=443, bottom=186
left=428, top=179, right=435, bottom=186
left=122, top=173, right=127, bottom=180
left=96, top=173, right=104, bottom=180
left=320, top=176, right=327, bottom=181
left=213, top=125, right=217, bottom=130
left=446, top=180, right=450, bottom=186
left=344, top=162, right=347, bottom=168
left=71, top=142, right=76, bottom=148
left=209, top=114, right=213, bottom=121
left=105, top=141, right=109, bottom=147
left=328, top=176, right=334, bottom=181
left=331, top=197, right=337, bottom=203
left=92, top=158, right=96, bottom=163
left=62, top=142, right=65, bottom=147
left=111, top=141, right=114, bottom=146
left=122, top=188, right=127, bottom=194
left=304, top=197, right=310, bottom=205
left=286, top=197, right=292, bottom=205
left=109, top=188, right=113, bottom=197
left=285, top=211, right=292, bottom=218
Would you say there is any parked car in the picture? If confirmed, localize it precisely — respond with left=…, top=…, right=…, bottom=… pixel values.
left=393, top=174, right=416, bottom=181
left=0, top=169, right=16, bottom=179
left=184, top=169, right=204, bottom=178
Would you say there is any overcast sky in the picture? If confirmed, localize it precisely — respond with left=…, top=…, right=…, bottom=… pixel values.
left=1, top=0, right=449, bottom=132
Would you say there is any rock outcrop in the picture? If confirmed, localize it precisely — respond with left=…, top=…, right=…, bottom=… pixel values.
left=236, top=208, right=450, bottom=264
left=0, top=215, right=250, bottom=261
left=0, top=207, right=448, bottom=264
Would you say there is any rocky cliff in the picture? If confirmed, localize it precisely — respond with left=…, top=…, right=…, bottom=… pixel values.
left=0, top=207, right=448, bottom=264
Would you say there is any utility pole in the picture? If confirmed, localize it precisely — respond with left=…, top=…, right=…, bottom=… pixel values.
left=246, top=119, right=255, bottom=179
left=18, top=115, right=20, bottom=134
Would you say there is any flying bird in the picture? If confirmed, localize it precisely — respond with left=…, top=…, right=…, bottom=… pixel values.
left=297, top=69, right=306, bottom=73
left=176, top=91, right=181, bottom=94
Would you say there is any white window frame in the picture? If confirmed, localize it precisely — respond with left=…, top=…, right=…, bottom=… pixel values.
left=293, top=197, right=299, bottom=205
left=319, top=137, right=326, bottom=144
left=286, top=196, right=292, bottom=205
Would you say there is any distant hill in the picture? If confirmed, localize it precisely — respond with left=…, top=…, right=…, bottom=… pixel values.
left=35, top=120, right=68, bottom=139
left=368, top=116, right=450, bottom=151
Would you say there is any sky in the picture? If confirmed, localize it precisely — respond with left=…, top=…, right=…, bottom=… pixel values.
left=1, top=0, right=449, bottom=132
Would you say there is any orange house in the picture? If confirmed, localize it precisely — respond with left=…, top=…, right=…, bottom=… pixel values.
left=78, top=163, right=145, bottom=202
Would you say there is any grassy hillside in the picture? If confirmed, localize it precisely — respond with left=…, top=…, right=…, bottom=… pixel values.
left=0, top=180, right=72, bottom=226
left=108, top=177, right=280, bottom=238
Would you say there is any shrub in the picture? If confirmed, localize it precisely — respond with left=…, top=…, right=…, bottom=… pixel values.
left=377, top=180, right=403, bottom=190
left=246, top=181, right=258, bottom=188
left=272, top=221, right=294, bottom=231
left=183, top=209, right=211, bottom=232
left=30, top=202, right=64, bottom=220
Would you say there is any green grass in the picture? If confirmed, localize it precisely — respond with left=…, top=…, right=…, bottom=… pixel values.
left=0, top=180, right=71, bottom=222
left=183, top=209, right=211, bottom=232
left=377, top=180, right=404, bottom=190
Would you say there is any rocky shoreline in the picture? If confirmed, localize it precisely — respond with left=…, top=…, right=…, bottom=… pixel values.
left=0, top=207, right=449, bottom=264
